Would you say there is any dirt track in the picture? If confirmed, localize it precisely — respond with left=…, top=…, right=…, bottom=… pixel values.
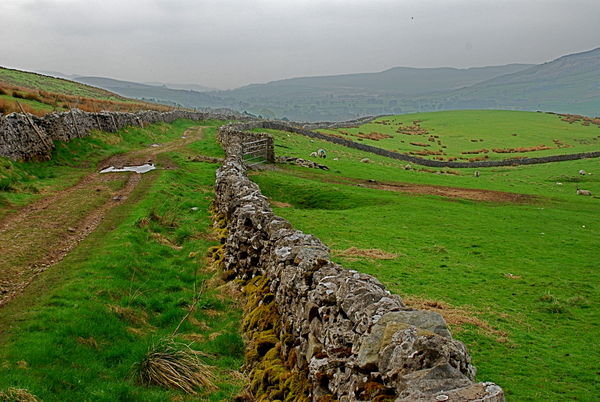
left=0, top=126, right=204, bottom=307
left=275, top=167, right=534, bottom=203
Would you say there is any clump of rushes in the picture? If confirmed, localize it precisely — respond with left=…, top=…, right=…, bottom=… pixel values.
left=134, top=337, right=216, bottom=395
left=0, top=387, right=40, bottom=402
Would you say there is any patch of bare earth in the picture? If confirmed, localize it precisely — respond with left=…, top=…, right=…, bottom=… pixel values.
left=333, top=247, right=400, bottom=260
left=369, top=181, right=533, bottom=203
left=0, top=126, right=205, bottom=307
left=270, top=200, right=293, bottom=208
left=403, top=296, right=509, bottom=342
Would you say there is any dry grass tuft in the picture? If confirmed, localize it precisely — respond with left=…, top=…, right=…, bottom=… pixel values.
left=108, top=304, right=151, bottom=328
left=127, top=327, right=147, bottom=337
left=270, top=200, right=293, bottom=208
left=150, top=232, right=183, bottom=250
left=134, top=337, right=216, bottom=395
left=403, top=296, right=508, bottom=341
left=0, top=387, right=40, bottom=402
left=188, top=316, right=210, bottom=331
left=76, top=336, right=99, bottom=349
left=181, top=333, right=206, bottom=344
left=334, top=247, right=400, bottom=260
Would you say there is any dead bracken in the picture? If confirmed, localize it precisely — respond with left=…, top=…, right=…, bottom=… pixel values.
left=0, top=388, right=40, bottom=402
left=334, top=247, right=399, bottom=260
left=403, top=296, right=509, bottom=341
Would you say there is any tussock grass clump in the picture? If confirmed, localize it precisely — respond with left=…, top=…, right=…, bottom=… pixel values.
left=134, top=337, right=216, bottom=394
left=0, top=387, right=40, bottom=402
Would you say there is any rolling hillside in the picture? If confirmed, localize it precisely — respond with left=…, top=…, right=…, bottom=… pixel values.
left=73, top=76, right=226, bottom=110
left=436, top=47, right=600, bottom=116
left=226, top=64, right=533, bottom=97
left=59, top=48, right=600, bottom=121
left=0, top=67, right=171, bottom=116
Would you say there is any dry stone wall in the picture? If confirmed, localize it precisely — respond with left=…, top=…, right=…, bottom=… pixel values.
left=4, top=110, right=597, bottom=169
left=0, top=109, right=250, bottom=161
left=215, top=123, right=505, bottom=401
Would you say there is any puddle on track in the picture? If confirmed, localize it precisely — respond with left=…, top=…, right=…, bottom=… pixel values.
left=100, top=163, right=157, bottom=174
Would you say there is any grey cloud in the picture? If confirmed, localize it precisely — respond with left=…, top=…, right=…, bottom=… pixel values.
left=1, top=0, right=599, bottom=89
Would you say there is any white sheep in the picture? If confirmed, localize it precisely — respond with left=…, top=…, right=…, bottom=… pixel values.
left=579, top=170, right=587, bottom=175
left=473, top=171, right=480, bottom=177
left=310, top=152, right=318, bottom=157
left=317, top=149, right=327, bottom=158
left=576, top=188, right=592, bottom=196
left=404, top=164, right=412, bottom=170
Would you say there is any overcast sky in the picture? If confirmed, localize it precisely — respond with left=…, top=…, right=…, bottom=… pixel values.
left=1, top=0, right=598, bottom=89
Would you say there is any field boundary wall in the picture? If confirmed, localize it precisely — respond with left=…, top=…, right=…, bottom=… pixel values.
left=0, top=109, right=251, bottom=161
left=215, top=122, right=505, bottom=400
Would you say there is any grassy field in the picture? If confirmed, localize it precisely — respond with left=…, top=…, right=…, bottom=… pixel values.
left=0, top=120, right=245, bottom=400
left=251, top=117, right=600, bottom=401
left=318, top=110, right=600, bottom=161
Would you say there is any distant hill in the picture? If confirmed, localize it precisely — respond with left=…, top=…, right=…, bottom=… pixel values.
left=63, top=48, right=600, bottom=121
left=435, top=47, right=600, bottom=116
left=214, top=64, right=533, bottom=120
left=228, top=64, right=533, bottom=97
left=73, top=76, right=226, bottom=109
left=143, top=82, right=216, bottom=92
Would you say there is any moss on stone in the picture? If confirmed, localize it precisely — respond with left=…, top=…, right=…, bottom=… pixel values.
left=238, top=274, right=311, bottom=401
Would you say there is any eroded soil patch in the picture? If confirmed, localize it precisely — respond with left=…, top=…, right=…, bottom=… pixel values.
left=403, top=296, right=508, bottom=342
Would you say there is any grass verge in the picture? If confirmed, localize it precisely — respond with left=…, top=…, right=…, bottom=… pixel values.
left=0, top=122, right=244, bottom=400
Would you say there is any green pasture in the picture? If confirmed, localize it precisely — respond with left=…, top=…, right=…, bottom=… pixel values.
left=251, top=123, right=600, bottom=400
left=318, top=110, right=600, bottom=161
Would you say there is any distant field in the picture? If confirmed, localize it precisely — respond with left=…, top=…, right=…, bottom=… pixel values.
left=0, top=67, right=170, bottom=116
left=251, top=120, right=600, bottom=400
left=318, top=110, right=600, bottom=162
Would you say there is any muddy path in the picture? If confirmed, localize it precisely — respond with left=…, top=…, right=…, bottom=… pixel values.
left=0, top=126, right=205, bottom=307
